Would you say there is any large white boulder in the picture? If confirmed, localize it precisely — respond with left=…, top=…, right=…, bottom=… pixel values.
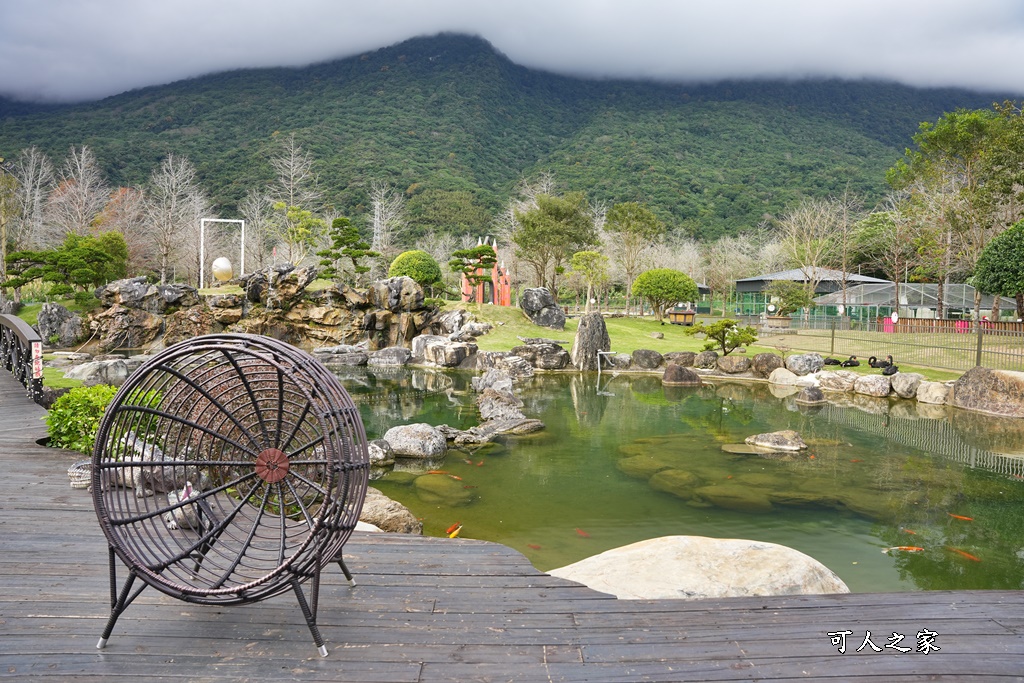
left=548, top=535, right=849, bottom=600
left=382, top=423, right=447, bottom=459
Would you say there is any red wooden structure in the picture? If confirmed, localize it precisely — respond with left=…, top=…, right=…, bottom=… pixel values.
left=460, top=238, right=511, bottom=306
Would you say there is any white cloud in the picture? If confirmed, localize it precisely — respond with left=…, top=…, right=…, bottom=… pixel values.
left=2, top=0, right=1023, bottom=102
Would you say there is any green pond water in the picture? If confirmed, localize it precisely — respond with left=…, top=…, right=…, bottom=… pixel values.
left=338, top=367, right=1024, bottom=593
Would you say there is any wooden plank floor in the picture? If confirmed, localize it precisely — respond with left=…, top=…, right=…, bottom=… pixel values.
left=1, top=371, right=1022, bottom=681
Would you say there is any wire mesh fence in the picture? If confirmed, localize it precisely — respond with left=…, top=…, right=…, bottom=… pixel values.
left=757, top=316, right=1024, bottom=372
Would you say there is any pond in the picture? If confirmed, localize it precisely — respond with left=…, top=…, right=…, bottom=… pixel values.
left=337, top=366, right=1024, bottom=593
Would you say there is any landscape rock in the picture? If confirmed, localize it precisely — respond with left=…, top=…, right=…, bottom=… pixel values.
left=359, top=487, right=422, bottom=534
left=751, top=353, right=784, bottom=378
left=818, top=370, right=859, bottom=392
left=693, top=485, right=775, bottom=513
left=417, top=336, right=476, bottom=367
left=494, top=354, right=535, bottom=381
left=90, top=304, right=163, bottom=352
left=744, top=429, right=807, bottom=451
left=662, top=364, right=702, bottom=386
left=570, top=312, right=611, bottom=370
left=650, top=331, right=664, bottom=339
left=37, top=303, right=87, bottom=347
left=471, top=368, right=514, bottom=393
left=694, top=350, right=719, bottom=369
left=890, top=372, right=925, bottom=399
left=854, top=374, right=892, bottom=397
left=368, top=346, right=412, bottom=366
left=550, top=536, right=850, bottom=600
left=520, top=287, right=565, bottom=330
left=382, top=423, right=447, bottom=459
left=767, top=367, right=799, bottom=385
left=367, top=276, right=424, bottom=312
left=162, top=307, right=217, bottom=346
left=367, top=439, right=395, bottom=468
left=717, top=355, right=750, bottom=374
left=950, top=367, right=1024, bottom=418
left=631, top=349, right=664, bottom=370
left=664, top=351, right=696, bottom=367
left=435, top=309, right=470, bottom=334
left=63, top=359, right=130, bottom=386
left=511, top=342, right=570, bottom=370
left=648, top=469, right=702, bottom=498
left=917, top=381, right=951, bottom=405
left=785, top=352, right=824, bottom=376
left=607, top=353, right=632, bottom=369
left=414, top=472, right=475, bottom=505
left=477, top=388, right=526, bottom=422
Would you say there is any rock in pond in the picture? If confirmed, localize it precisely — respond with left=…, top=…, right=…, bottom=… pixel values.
left=662, top=364, right=702, bottom=386
left=360, top=487, right=423, bottom=534
left=950, top=367, right=1024, bottom=418
left=383, top=423, right=447, bottom=459
left=548, top=535, right=849, bottom=600
left=744, top=430, right=807, bottom=451
left=414, top=472, right=476, bottom=505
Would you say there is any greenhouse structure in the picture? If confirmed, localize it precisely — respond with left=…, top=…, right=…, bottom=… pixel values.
left=812, top=283, right=1019, bottom=322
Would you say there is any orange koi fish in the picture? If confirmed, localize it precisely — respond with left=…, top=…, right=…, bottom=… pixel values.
left=882, top=546, right=924, bottom=553
left=446, top=521, right=461, bottom=535
left=946, top=547, right=981, bottom=562
left=477, top=461, right=484, bottom=466
left=850, top=459, right=863, bottom=463
left=901, top=528, right=917, bottom=535
left=575, top=528, right=591, bottom=538
left=527, top=544, right=542, bottom=550
left=448, top=525, right=462, bottom=538
left=463, top=458, right=474, bottom=465
left=426, top=470, right=449, bottom=475
left=448, top=474, right=463, bottom=481
left=947, top=513, right=974, bottom=521
left=463, top=485, right=478, bottom=489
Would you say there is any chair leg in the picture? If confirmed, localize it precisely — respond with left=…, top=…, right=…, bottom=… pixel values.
left=291, top=577, right=328, bottom=657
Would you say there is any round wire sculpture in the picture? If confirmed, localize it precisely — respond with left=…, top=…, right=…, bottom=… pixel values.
left=91, top=334, right=369, bottom=655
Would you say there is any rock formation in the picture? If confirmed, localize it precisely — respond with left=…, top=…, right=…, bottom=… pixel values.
left=519, top=287, right=565, bottom=330
left=570, top=312, right=610, bottom=370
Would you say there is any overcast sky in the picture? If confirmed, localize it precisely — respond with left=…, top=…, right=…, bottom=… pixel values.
left=2, top=0, right=1023, bottom=103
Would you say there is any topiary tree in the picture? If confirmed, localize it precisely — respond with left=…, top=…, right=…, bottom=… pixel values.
left=631, top=268, right=699, bottom=322
left=684, top=319, right=758, bottom=356
left=972, top=219, right=1024, bottom=320
left=449, top=244, right=497, bottom=289
left=316, top=216, right=379, bottom=283
left=389, top=249, right=443, bottom=291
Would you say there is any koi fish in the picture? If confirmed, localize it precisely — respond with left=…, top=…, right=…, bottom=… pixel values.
left=946, top=547, right=981, bottom=562
left=448, top=525, right=462, bottom=538
left=575, top=528, right=591, bottom=538
left=882, top=546, right=924, bottom=553
left=426, top=470, right=448, bottom=475
left=901, top=528, right=917, bottom=535
left=463, top=485, right=478, bottom=489
left=947, top=513, right=974, bottom=521
left=477, top=461, right=484, bottom=466
left=446, top=521, right=461, bottom=535
left=809, top=454, right=816, bottom=460
left=448, top=474, right=463, bottom=481
left=463, top=458, right=474, bottom=465
left=527, top=544, right=542, bottom=550
left=850, top=459, right=863, bottom=463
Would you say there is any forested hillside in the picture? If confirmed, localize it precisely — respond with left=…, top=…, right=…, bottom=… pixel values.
left=0, top=33, right=1007, bottom=240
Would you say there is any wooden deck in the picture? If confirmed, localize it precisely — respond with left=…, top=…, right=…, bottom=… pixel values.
left=1, top=371, right=1022, bottom=681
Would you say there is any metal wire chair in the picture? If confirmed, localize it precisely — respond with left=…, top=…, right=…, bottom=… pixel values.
left=91, top=334, right=370, bottom=656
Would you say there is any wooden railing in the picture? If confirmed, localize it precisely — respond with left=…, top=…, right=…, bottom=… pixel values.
left=0, top=313, right=44, bottom=404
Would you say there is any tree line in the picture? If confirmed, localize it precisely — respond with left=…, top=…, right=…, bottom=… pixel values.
left=2, top=101, right=1023, bottom=320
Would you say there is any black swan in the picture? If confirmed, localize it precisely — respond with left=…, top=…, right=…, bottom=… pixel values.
left=868, top=355, right=892, bottom=368
left=840, top=356, right=860, bottom=367
left=882, top=360, right=898, bottom=375
left=823, top=357, right=841, bottom=365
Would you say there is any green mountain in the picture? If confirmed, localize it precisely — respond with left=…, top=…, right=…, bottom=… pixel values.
left=0, top=33, right=1009, bottom=240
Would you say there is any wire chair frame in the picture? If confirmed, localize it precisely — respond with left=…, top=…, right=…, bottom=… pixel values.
left=91, top=334, right=370, bottom=656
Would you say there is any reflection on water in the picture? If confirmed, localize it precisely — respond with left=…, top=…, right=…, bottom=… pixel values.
left=346, top=368, right=1024, bottom=593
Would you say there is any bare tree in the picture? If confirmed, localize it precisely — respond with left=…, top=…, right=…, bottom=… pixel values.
left=42, top=146, right=110, bottom=244
left=145, top=154, right=209, bottom=285
left=777, top=197, right=842, bottom=295
left=861, top=191, right=919, bottom=315
left=703, top=236, right=759, bottom=315
left=269, top=133, right=321, bottom=211
left=11, top=146, right=53, bottom=251
left=96, top=186, right=149, bottom=273
left=368, top=180, right=407, bottom=270
left=238, top=189, right=277, bottom=271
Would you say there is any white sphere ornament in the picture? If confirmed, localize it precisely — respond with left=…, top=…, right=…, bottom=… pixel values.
left=212, top=257, right=233, bottom=282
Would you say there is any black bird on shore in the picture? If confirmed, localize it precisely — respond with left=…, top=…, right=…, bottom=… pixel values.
left=840, top=355, right=860, bottom=367
left=882, top=360, right=899, bottom=375
left=823, top=357, right=841, bottom=365
left=868, top=355, right=893, bottom=368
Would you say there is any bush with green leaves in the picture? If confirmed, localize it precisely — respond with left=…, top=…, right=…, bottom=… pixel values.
left=762, top=280, right=814, bottom=316
left=632, top=268, right=699, bottom=322
left=46, top=384, right=119, bottom=454
left=389, top=249, right=443, bottom=288
left=684, top=319, right=758, bottom=356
